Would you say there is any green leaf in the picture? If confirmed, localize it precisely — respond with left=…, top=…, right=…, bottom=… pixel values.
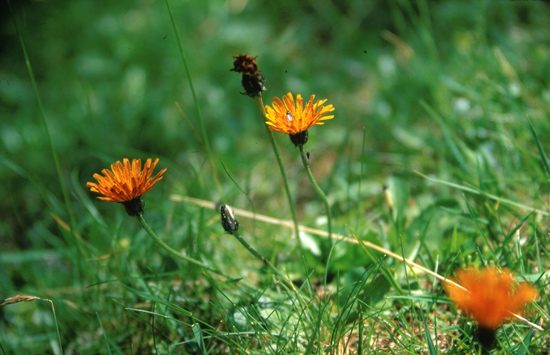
left=387, top=175, right=410, bottom=226
left=192, top=323, right=207, bottom=355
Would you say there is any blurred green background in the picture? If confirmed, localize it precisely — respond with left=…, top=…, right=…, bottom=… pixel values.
left=2, top=0, right=550, bottom=353
left=2, top=0, right=548, bottom=240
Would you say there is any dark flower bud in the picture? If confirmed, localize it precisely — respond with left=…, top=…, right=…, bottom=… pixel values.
left=476, top=327, right=496, bottom=350
left=220, top=204, right=239, bottom=234
left=289, top=130, right=308, bottom=147
left=241, top=73, right=267, bottom=98
left=231, top=54, right=267, bottom=97
left=123, top=197, right=145, bottom=217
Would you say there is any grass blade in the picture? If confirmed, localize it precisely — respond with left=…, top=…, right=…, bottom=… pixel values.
left=414, top=171, right=549, bottom=216
left=420, top=100, right=470, bottom=176
left=516, top=325, right=535, bottom=355
left=96, top=312, right=113, bottom=355
left=7, top=0, right=82, bottom=264
left=1, top=296, right=64, bottom=355
left=420, top=308, right=438, bottom=355
left=164, top=0, right=223, bottom=199
left=192, top=323, right=207, bottom=355
left=527, top=117, right=550, bottom=180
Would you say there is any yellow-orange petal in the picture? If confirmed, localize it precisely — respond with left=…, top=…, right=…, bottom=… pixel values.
left=444, top=267, right=538, bottom=329
left=87, top=158, right=166, bottom=203
left=264, top=92, right=334, bottom=136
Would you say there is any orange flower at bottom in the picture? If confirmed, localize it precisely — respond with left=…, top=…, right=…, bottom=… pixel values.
left=87, top=158, right=166, bottom=216
left=444, top=267, right=537, bottom=330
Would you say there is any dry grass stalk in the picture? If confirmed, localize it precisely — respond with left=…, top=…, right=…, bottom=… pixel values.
left=1, top=294, right=55, bottom=308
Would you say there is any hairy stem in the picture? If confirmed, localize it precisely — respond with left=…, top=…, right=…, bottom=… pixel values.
left=254, top=95, right=302, bottom=254
left=298, top=144, right=332, bottom=245
left=137, top=214, right=228, bottom=278
left=231, top=231, right=288, bottom=282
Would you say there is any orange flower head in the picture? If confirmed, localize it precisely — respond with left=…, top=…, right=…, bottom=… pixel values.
left=265, top=92, right=334, bottom=146
left=444, top=266, right=538, bottom=330
left=87, top=158, right=166, bottom=216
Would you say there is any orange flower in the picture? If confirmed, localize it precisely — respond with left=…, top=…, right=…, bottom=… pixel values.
left=87, top=158, right=166, bottom=216
left=265, top=93, right=334, bottom=146
left=444, top=267, right=537, bottom=330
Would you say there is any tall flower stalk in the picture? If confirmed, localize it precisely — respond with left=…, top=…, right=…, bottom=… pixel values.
left=220, top=204, right=291, bottom=284
left=136, top=214, right=227, bottom=277
left=264, top=92, right=335, bottom=244
left=298, top=145, right=332, bottom=243
left=231, top=55, right=302, bottom=252
left=255, top=96, right=302, bottom=251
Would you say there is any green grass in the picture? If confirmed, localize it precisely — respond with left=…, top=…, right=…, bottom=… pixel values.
left=2, top=0, right=550, bottom=354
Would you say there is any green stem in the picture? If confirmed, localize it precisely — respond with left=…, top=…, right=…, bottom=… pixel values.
left=8, top=0, right=84, bottom=269
left=137, top=214, right=229, bottom=278
left=231, top=231, right=287, bottom=281
left=298, top=145, right=332, bottom=244
left=49, top=300, right=64, bottom=355
left=165, top=0, right=223, bottom=200
left=254, top=96, right=302, bottom=253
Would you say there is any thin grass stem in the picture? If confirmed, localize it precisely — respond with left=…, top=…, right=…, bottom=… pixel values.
left=136, top=214, right=229, bottom=278
left=414, top=170, right=549, bottom=216
left=356, top=126, right=366, bottom=231
left=96, top=312, right=112, bottom=355
left=7, top=0, right=84, bottom=271
left=1, top=296, right=64, bottom=354
left=49, top=299, right=64, bottom=355
left=298, top=144, right=332, bottom=244
left=164, top=0, right=223, bottom=199
left=254, top=95, right=302, bottom=253
left=527, top=117, right=550, bottom=180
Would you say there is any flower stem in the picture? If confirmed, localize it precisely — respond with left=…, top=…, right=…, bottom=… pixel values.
left=137, top=214, right=229, bottom=278
left=298, top=144, right=332, bottom=245
left=231, top=231, right=287, bottom=281
left=254, top=95, right=302, bottom=253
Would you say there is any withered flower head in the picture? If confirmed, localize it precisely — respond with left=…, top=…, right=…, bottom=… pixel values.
left=230, top=54, right=266, bottom=97
left=445, top=266, right=537, bottom=343
left=87, top=158, right=167, bottom=216
left=231, top=54, right=259, bottom=76
left=264, top=92, right=335, bottom=146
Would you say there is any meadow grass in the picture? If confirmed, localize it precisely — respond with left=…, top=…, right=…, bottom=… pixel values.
left=1, top=0, right=550, bottom=354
